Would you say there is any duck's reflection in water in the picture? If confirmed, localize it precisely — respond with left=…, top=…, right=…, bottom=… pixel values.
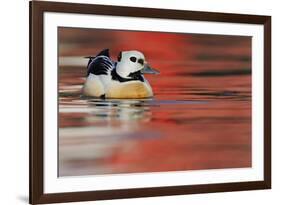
left=86, top=98, right=153, bottom=122
left=59, top=98, right=159, bottom=176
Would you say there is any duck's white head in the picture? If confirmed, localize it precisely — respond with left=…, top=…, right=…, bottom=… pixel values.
left=116, top=50, right=159, bottom=79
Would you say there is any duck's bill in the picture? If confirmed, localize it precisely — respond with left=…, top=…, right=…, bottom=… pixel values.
left=141, top=64, right=160, bottom=74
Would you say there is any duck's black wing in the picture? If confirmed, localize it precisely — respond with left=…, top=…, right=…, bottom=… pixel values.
left=85, top=49, right=115, bottom=76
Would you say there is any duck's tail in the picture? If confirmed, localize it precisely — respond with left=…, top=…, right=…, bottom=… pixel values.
left=84, top=56, right=95, bottom=68
left=84, top=49, right=110, bottom=69
left=84, top=49, right=114, bottom=76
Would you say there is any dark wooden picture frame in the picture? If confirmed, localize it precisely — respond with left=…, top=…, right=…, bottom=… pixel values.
left=30, top=0, right=271, bottom=204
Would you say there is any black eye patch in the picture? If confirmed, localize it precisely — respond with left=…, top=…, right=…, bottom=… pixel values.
left=138, top=59, right=144, bottom=65
left=130, top=56, right=137, bottom=62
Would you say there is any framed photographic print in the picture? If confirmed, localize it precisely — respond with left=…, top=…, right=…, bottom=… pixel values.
left=29, top=0, right=271, bottom=204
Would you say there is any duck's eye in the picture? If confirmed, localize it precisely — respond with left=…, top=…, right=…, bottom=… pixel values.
left=138, top=59, right=144, bottom=65
left=130, top=56, right=137, bottom=63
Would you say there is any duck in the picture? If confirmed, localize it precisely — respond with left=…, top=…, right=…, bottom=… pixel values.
left=82, top=49, right=159, bottom=99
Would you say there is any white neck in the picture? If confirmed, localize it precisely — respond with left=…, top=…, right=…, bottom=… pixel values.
left=116, top=62, right=141, bottom=79
left=115, top=62, right=131, bottom=78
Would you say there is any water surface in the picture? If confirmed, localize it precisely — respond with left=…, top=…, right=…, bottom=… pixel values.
left=58, top=28, right=251, bottom=176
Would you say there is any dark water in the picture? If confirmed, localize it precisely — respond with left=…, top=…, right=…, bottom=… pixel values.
left=58, top=28, right=251, bottom=176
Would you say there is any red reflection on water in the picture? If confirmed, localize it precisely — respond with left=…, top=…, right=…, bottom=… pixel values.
left=58, top=27, right=251, bottom=176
